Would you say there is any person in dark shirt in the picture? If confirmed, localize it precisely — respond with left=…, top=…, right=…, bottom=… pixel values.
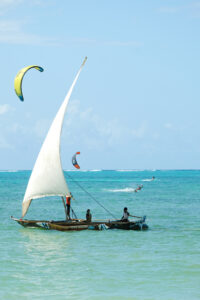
left=86, top=209, right=92, bottom=222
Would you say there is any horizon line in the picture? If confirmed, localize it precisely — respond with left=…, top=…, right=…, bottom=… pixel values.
left=1, top=169, right=200, bottom=172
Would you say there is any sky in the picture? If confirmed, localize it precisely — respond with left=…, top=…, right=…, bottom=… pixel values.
left=0, top=0, right=200, bottom=170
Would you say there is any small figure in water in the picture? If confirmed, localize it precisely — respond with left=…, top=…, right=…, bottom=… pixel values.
left=135, top=184, right=143, bottom=192
left=86, top=209, right=92, bottom=223
left=121, top=207, right=141, bottom=222
left=151, top=176, right=155, bottom=181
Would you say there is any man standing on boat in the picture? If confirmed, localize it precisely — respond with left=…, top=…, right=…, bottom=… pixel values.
left=66, top=194, right=72, bottom=220
left=121, top=207, right=142, bottom=222
left=86, top=209, right=92, bottom=223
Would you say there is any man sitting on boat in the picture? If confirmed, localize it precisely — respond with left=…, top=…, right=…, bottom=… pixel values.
left=86, top=209, right=92, bottom=223
left=121, top=207, right=142, bottom=222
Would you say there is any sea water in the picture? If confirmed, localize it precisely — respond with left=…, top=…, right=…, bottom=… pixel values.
left=0, top=170, right=199, bottom=300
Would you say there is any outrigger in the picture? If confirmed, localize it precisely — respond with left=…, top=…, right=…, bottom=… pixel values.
left=11, top=57, right=148, bottom=232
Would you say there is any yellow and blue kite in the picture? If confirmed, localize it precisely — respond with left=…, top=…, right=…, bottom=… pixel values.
left=14, top=65, right=44, bottom=101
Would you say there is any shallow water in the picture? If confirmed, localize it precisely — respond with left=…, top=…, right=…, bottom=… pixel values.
left=0, top=170, right=199, bottom=299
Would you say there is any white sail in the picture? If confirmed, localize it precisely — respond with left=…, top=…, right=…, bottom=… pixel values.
left=22, top=57, right=87, bottom=217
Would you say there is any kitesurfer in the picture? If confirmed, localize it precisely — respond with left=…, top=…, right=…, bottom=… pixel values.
left=135, top=184, right=143, bottom=192
left=121, top=207, right=142, bottom=222
left=86, top=209, right=92, bottom=222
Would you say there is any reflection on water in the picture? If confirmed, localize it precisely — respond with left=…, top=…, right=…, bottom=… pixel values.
left=20, top=228, right=69, bottom=254
left=19, top=228, right=77, bottom=272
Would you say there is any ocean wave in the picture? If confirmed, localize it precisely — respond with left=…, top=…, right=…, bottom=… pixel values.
left=142, top=179, right=153, bottom=182
left=116, top=169, right=139, bottom=172
left=116, top=169, right=158, bottom=172
left=64, top=169, right=88, bottom=172
left=106, top=188, right=136, bottom=193
left=64, top=169, right=102, bottom=172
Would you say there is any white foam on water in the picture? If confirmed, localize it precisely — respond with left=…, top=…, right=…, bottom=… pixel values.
left=64, top=169, right=103, bottom=172
left=116, top=169, right=143, bottom=172
left=106, top=187, right=136, bottom=193
left=64, top=169, right=89, bottom=172
left=142, top=179, right=153, bottom=182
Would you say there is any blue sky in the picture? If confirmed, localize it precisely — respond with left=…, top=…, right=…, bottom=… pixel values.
left=0, top=0, right=200, bottom=170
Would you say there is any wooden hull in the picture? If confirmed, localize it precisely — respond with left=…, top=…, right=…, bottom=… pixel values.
left=11, top=217, right=148, bottom=231
left=106, top=220, right=148, bottom=230
left=48, top=223, right=89, bottom=231
left=10, top=217, right=88, bottom=231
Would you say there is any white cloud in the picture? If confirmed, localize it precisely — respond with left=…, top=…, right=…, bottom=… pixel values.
left=0, top=104, right=11, bottom=115
left=64, top=37, right=142, bottom=48
left=33, top=119, right=50, bottom=138
left=9, top=122, right=26, bottom=133
left=0, top=0, right=46, bottom=9
left=3, top=101, right=151, bottom=152
left=67, top=99, right=81, bottom=117
left=0, top=20, right=58, bottom=45
left=62, top=100, right=125, bottom=149
left=0, top=0, right=23, bottom=16
left=0, top=0, right=22, bottom=8
left=62, top=100, right=149, bottom=151
left=0, top=5, right=141, bottom=47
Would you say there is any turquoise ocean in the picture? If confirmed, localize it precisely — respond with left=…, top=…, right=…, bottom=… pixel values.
left=0, top=170, right=199, bottom=300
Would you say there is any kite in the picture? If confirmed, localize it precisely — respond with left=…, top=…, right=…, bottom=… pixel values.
left=14, top=65, right=44, bottom=101
left=72, top=152, right=80, bottom=169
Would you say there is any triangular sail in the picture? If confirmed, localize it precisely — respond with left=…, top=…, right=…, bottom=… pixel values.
left=22, top=57, right=87, bottom=217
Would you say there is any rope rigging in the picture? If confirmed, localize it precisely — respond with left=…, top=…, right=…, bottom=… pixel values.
left=66, top=172, right=117, bottom=220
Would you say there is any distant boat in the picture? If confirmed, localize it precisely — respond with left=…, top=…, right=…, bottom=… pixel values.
left=11, top=57, right=148, bottom=231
